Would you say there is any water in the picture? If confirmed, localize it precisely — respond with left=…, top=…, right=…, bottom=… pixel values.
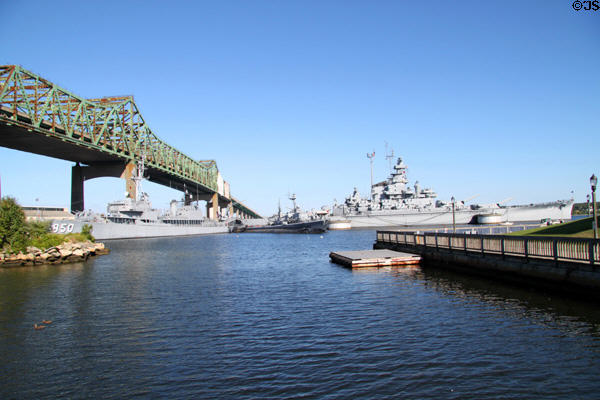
left=2, top=230, right=600, bottom=399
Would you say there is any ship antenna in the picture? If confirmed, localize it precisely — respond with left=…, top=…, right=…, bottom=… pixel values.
left=366, top=151, right=375, bottom=198
left=133, top=149, right=147, bottom=202
left=385, top=142, right=394, bottom=174
left=278, top=198, right=282, bottom=218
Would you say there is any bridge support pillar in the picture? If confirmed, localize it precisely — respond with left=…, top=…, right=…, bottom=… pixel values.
left=206, top=192, right=219, bottom=220
left=71, top=164, right=85, bottom=213
left=70, top=161, right=134, bottom=213
left=122, top=162, right=137, bottom=200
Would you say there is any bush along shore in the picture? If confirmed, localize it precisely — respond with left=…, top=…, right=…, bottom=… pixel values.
left=0, top=197, right=109, bottom=267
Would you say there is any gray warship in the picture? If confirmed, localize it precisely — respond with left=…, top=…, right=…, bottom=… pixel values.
left=244, top=194, right=328, bottom=233
left=52, top=160, right=229, bottom=240
left=330, top=156, right=573, bottom=228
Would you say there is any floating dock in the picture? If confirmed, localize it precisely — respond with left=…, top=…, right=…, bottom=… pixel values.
left=329, top=249, right=422, bottom=268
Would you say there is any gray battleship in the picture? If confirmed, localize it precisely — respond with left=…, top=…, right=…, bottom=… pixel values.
left=244, top=194, right=328, bottom=233
left=52, top=160, right=229, bottom=240
left=330, top=156, right=573, bottom=228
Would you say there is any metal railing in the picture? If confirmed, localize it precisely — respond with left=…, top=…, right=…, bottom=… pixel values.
left=377, top=231, right=600, bottom=265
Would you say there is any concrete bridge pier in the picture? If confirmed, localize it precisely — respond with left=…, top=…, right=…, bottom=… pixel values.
left=194, top=192, right=220, bottom=220
left=71, top=161, right=135, bottom=213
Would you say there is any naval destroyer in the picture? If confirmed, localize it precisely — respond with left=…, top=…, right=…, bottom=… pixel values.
left=244, top=194, right=327, bottom=233
left=330, top=156, right=573, bottom=228
left=52, top=160, right=229, bottom=240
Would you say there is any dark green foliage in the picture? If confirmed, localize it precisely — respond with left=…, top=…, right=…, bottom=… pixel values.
left=0, top=197, right=28, bottom=253
left=81, top=224, right=95, bottom=242
left=25, top=220, right=52, bottom=238
left=0, top=199, right=96, bottom=254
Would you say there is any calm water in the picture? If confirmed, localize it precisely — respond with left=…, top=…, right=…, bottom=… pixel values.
left=2, top=230, right=600, bottom=399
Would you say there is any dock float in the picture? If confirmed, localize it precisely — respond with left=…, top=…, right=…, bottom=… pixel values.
left=329, top=249, right=422, bottom=268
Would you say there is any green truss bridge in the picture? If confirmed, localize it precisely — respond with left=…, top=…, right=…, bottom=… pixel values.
left=0, top=65, right=261, bottom=219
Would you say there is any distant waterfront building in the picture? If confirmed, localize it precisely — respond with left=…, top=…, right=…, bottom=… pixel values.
left=22, top=206, right=74, bottom=221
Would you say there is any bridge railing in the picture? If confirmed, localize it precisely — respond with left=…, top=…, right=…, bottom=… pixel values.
left=377, top=231, right=600, bottom=265
left=0, top=65, right=218, bottom=191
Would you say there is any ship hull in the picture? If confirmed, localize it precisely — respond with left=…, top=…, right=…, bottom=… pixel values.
left=328, top=219, right=352, bottom=230
left=341, top=201, right=573, bottom=228
left=51, top=219, right=229, bottom=240
left=245, top=220, right=327, bottom=234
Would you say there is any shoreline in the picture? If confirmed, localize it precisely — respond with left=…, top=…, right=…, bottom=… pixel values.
left=0, top=241, right=109, bottom=267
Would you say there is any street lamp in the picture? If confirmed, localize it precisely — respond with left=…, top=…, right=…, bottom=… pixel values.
left=587, top=194, right=591, bottom=217
left=591, top=174, right=598, bottom=240
left=451, top=196, right=456, bottom=233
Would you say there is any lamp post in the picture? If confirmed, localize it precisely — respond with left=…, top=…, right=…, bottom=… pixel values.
left=587, top=194, right=591, bottom=217
left=591, top=174, right=598, bottom=240
left=451, top=196, right=456, bottom=233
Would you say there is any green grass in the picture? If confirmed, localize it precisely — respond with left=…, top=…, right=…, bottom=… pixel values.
left=508, top=217, right=598, bottom=238
left=28, top=232, right=93, bottom=250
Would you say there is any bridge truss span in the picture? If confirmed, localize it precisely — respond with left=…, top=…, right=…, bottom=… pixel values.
left=0, top=65, right=261, bottom=219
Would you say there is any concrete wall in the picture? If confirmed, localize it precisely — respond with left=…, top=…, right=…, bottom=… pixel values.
left=375, top=241, right=600, bottom=300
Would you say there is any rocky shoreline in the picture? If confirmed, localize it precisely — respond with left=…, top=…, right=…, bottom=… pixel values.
left=0, top=241, right=109, bottom=267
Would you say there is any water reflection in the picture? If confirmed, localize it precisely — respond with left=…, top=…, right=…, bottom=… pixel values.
left=2, top=230, right=600, bottom=398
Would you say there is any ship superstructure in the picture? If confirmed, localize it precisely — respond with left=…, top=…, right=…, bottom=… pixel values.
left=52, top=159, right=229, bottom=239
left=331, top=156, right=573, bottom=228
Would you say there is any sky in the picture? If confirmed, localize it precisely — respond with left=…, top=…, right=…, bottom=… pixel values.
left=0, top=0, right=598, bottom=217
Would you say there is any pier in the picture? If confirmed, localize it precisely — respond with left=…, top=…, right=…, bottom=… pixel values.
left=375, top=230, right=600, bottom=299
left=329, top=249, right=421, bottom=268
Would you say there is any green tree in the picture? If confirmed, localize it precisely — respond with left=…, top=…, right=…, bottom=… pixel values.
left=0, top=197, right=28, bottom=253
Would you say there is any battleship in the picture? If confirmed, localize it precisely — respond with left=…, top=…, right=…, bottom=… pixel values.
left=52, top=160, right=229, bottom=240
left=330, top=156, right=573, bottom=228
left=244, top=194, right=328, bottom=233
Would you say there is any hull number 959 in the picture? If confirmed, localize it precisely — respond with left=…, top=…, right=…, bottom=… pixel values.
left=52, top=223, right=75, bottom=233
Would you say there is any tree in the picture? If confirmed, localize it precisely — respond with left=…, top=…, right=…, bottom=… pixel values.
left=0, top=197, right=27, bottom=253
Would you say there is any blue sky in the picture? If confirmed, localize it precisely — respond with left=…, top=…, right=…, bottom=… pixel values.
left=1, top=0, right=598, bottom=216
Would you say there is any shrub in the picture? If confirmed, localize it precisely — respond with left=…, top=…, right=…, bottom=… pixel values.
left=81, top=224, right=95, bottom=242
left=28, top=233, right=67, bottom=250
left=25, top=220, right=52, bottom=238
left=0, top=200, right=96, bottom=254
left=0, top=197, right=28, bottom=253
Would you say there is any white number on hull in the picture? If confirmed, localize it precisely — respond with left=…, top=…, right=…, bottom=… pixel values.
left=51, top=223, right=74, bottom=233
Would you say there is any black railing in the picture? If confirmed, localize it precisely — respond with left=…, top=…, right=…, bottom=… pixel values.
left=377, top=231, right=600, bottom=265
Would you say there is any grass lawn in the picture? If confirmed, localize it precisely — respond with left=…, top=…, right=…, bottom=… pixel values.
left=509, top=217, right=598, bottom=238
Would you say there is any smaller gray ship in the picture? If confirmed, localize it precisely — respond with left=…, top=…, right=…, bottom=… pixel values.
left=244, top=194, right=328, bottom=234
left=52, top=159, right=228, bottom=240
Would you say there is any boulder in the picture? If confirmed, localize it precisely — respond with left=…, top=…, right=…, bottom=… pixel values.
left=58, top=249, right=73, bottom=258
left=26, top=246, right=42, bottom=254
left=73, top=249, right=85, bottom=257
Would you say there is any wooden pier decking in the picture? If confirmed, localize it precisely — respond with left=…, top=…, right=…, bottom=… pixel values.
left=329, top=249, right=422, bottom=268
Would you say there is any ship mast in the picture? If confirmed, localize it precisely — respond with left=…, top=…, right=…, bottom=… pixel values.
left=385, top=142, right=394, bottom=175
left=366, top=151, right=375, bottom=198
left=289, top=193, right=297, bottom=211
left=133, top=149, right=147, bottom=202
